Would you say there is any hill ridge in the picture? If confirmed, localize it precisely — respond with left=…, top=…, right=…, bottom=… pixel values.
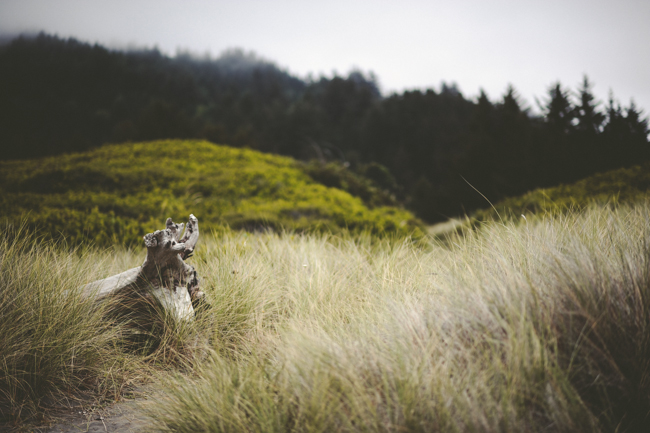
left=0, top=140, right=422, bottom=245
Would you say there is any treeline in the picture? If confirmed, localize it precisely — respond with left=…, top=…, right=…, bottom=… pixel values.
left=1, top=33, right=648, bottom=222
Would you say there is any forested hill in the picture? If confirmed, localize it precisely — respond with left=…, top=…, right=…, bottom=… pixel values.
left=1, top=33, right=648, bottom=222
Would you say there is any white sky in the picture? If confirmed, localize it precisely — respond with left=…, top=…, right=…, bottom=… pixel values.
left=1, top=0, right=649, bottom=115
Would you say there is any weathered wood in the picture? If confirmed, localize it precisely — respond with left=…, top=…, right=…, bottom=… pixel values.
left=83, top=214, right=202, bottom=321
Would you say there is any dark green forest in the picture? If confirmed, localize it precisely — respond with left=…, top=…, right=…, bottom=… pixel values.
left=1, top=33, right=648, bottom=222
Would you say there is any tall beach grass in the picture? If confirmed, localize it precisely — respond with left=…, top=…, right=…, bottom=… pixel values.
left=2, top=203, right=649, bottom=431
left=147, top=203, right=650, bottom=432
left=0, top=226, right=148, bottom=423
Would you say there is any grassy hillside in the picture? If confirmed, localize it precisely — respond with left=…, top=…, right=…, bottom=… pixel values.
left=3, top=203, right=650, bottom=431
left=473, top=161, right=650, bottom=222
left=0, top=140, right=422, bottom=245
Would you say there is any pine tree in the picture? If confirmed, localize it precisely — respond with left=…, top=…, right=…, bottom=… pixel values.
left=494, top=84, right=533, bottom=192
left=575, top=76, right=605, bottom=134
left=625, top=101, right=649, bottom=140
left=624, top=101, right=650, bottom=162
left=543, top=82, right=575, bottom=134
left=461, top=90, right=496, bottom=196
left=573, top=76, right=606, bottom=176
left=602, top=92, right=629, bottom=169
left=501, top=84, right=521, bottom=114
left=539, top=82, right=577, bottom=183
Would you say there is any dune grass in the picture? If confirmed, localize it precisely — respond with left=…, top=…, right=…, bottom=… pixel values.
left=145, top=203, right=650, bottom=432
left=3, top=203, right=650, bottom=431
left=0, top=228, right=121, bottom=422
left=0, top=224, right=203, bottom=425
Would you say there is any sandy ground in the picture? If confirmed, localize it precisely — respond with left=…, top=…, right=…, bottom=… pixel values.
left=426, top=218, right=468, bottom=237
left=0, top=388, right=160, bottom=433
left=43, top=395, right=155, bottom=433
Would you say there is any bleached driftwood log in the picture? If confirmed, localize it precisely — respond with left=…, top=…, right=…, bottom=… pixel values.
left=83, top=214, right=203, bottom=321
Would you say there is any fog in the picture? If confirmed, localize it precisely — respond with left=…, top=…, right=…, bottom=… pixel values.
left=1, top=0, right=649, bottom=112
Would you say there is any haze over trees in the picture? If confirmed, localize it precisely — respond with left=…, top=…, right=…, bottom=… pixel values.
left=1, top=33, right=648, bottom=222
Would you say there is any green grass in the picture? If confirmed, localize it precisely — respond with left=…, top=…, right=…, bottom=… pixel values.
left=0, top=140, right=422, bottom=246
left=3, top=203, right=650, bottom=431
left=473, top=162, right=650, bottom=222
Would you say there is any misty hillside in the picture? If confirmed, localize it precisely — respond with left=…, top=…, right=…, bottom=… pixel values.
left=0, top=34, right=306, bottom=156
left=1, top=33, right=648, bottom=222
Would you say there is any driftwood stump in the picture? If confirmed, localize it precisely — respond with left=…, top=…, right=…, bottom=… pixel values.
left=83, top=214, right=203, bottom=321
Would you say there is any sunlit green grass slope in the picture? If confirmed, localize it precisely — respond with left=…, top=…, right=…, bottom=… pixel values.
left=0, top=140, right=422, bottom=245
left=473, top=161, right=650, bottom=222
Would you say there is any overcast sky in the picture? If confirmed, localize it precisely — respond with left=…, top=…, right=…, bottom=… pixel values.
left=2, top=0, right=649, bottom=115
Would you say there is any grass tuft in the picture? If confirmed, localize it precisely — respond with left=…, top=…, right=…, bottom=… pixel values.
left=0, top=226, right=151, bottom=424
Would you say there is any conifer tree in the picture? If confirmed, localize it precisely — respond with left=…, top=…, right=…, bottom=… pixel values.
left=575, top=76, right=605, bottom=134
left=461, top=90, right=496, bottom=196
left=623, top=101, right=650, bottom=163
left=539, top=82, right=577, bottom=183
left=573, top=76, right=606, bottom=175
left=501, top=84, right=522, bottom=114
left=602, top=92, right=629, bottom=169
left=493, top=85, right=535, bottom=192
left=543, top=82, right=575, bottom=134
left=625, top=101, right=649, bottom=141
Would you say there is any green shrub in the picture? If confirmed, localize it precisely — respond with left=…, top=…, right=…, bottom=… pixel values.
left=0, top=140, right=423, bottom=245
left=302, top=160, right=399, bottom=208
left=473, top=162, right=650, bottom=222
